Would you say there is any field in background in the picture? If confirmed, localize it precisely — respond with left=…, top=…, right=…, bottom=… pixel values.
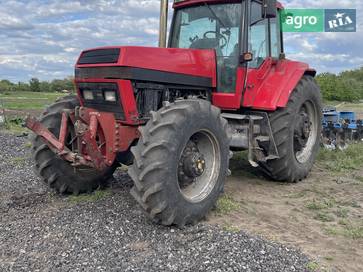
left=0, top=91, right=66, bottom=111
left=0, top=92, right=67, bottom=133
left=326, top=101, right=363, bottom=119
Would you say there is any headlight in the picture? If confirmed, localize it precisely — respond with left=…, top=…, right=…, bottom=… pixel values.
left=83, top=90, right=94, bottom=100
left=104, top=91, right=116, bottom=102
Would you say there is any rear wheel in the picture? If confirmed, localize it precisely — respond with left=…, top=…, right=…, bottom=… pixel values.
left=259, top=75, right=322, bottom=182
left=32, top=96, right=117, bottom=194
left=128, top=99, right=230, bottom=227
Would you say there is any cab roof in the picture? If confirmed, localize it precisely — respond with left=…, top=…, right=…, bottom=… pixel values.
left=173, top=0, right=283, bottom=9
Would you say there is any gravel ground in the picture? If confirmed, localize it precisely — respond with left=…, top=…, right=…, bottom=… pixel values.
left=0, top=131, right=311, bottom=272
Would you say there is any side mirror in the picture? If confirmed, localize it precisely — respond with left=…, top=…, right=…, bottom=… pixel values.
left=262, top=0, right=277, bottom=18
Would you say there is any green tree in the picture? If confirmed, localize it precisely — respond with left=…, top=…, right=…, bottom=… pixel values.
left=50, top=77, right=74, bottom=92
left=29, top=78, right=40, bottom=92
left=0, top=80, right=14, bottom=92
left=14, top=82, right=30, bottom=92
left=316, top=67, right=363, bottom=102
left=39, top=81, right=51, bottom=93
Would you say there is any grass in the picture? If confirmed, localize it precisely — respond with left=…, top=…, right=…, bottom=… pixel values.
left=0, top=91, right=66, bottom=110
left=317, top=143, right=363, bottom=172
left=338, top=199, right=361, bottom=208
left=306, top=198, right=335, bottom=210
left=338, top=219, right=349, bottom=226
left=326, top=225, right=363, bottom=240
left=305, top=198, right=356, bottom=227
left=0, top=91, right=67, bottom=133
left=68, top=190, right=112, bottom=204
left=314, top=211, right=335, bottom=222
left=2, top=117, right=28, bottom=134
left=334, top=208, right=349, bottom=218
left=325, top=227, right=339, bottom=236
left=0, top=91, right=63, bottom=99
left=306, top=261, right=320, bottom=272
left=287, top=190, right=308, bottom=199
left=215, top=195, right=240, bottom=215
left=23, top=142, right=32, bottom=149
left=10, top=156, right=28, bottom=166
left=343, top=225, right=363, bottom=239
left=223, top=224, right=240, bottom=233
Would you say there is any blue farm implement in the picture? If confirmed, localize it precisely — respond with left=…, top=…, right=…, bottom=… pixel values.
left=322, top=108, right=363, bottom=150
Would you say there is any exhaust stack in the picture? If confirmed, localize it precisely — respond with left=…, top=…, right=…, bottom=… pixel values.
left=159, top=0, right=168, bottom=48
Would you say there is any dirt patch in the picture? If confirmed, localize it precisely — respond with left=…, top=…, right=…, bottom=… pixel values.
left=0, top=192, right=54, bottom=214
left=207, top=155, right=363, bottom=272
left=7, top=192, right=50, bottom=209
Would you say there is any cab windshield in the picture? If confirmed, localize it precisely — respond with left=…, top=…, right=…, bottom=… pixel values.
left=170, top=3, right=242, bottom=93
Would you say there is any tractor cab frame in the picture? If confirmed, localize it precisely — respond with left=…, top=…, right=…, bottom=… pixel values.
left=170, top=0, right=283, bottom=96
left=170, top=0, right=316, bottom=111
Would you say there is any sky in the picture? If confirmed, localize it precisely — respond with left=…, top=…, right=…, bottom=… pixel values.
left=0, top=0, right=362, bottom=82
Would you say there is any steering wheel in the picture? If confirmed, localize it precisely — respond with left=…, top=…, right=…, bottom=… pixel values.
left=203, top=31, right=228, bottom=49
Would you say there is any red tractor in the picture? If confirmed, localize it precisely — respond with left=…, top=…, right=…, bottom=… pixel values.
left=26, top=0, right=322, bottom=227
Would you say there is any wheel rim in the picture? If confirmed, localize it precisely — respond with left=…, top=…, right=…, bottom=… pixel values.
left=294, top=100, right=319, bottom=164
left=177, top=130, right=221, bottom=203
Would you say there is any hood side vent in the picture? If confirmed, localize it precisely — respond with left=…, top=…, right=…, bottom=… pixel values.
left=78, top=48, right=120, bottom=65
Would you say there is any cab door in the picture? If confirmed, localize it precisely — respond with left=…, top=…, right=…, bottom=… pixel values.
left=242, top=0, right=282, bottom=108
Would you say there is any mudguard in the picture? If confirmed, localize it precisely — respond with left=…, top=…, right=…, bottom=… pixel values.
left=242, top=58, right=316, bottom=111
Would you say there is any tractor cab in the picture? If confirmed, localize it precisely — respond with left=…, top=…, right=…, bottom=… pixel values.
left=170, top=2, right=244, bottom=93
left=170, top=0, right=281, bottom=94
left=168, top=0, right=303, bottom=111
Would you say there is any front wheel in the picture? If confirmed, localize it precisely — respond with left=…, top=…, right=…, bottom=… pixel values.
left=128, top=99, right=230, bottom=227
left=259, top=75, right=322, bottom=182
left=32, top=96, right=117, bottom=194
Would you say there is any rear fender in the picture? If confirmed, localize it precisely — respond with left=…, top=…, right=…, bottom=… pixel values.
left=242, top=59, right=316, bottom=111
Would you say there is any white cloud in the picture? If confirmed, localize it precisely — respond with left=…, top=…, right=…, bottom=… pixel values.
left=282, top=0, right=362, bottom=74
left=0, top=11, right=33, bottom=30
left=0, top=0, right=361, bottom=81
left=0, top=0, right=162, bottom=81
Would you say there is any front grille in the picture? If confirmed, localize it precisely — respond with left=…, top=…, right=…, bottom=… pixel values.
left=78, top=48, right=120, bottom=65
left=78, top=82, right=125, bottom=120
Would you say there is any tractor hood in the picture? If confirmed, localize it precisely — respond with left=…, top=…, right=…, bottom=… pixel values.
left=75, top=46, right=217, bottom=88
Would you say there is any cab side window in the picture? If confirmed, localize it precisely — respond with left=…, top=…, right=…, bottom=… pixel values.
left=270, top=17, right=281, bottom=58
left=249, top=1, right=268, bottom=68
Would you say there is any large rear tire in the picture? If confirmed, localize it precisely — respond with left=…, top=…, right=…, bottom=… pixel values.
left=31, top=96, right=117, bottom=195
left=259, top=75, right=322, bottom=182
left=128, top=99, right=230, bottom=227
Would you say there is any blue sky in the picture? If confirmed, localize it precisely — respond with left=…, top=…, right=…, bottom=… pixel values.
left=0, top=0, right=362, bottom=82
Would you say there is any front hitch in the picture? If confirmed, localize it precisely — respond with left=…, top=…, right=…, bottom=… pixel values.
left=25, top=113, right=106, bottom=170
left=26, top=107, right=140, bottom=171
